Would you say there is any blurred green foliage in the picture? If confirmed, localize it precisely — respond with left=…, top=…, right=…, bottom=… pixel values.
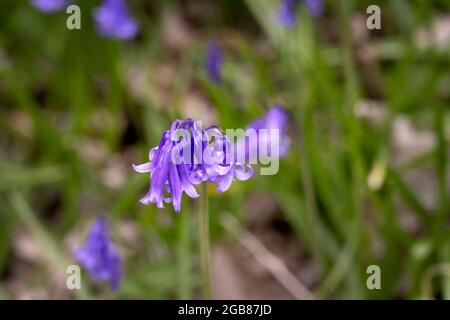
left=0, top=0, right=449, bottom=299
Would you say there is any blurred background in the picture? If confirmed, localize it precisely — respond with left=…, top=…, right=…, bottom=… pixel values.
left=0, top=0, right=449, bottom=299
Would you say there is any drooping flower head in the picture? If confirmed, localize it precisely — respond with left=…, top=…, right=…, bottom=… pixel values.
left=31, top=0, right=69, bottom=12
left=205, top=41, right=223, bottom=84
left=277, top=0, right=324, bottom=27
left=133, top=119, right=253, bottom=212
left=75, top=218, right=121, bottom=290
left=93, top=0, right=139, bottom=40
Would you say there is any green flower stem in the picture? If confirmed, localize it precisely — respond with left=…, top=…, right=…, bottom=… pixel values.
left=199, top=184, right=212, bottom=299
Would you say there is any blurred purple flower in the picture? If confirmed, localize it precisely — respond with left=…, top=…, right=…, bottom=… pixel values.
left=278, top=0, right=298, bottom=27
left=205, top=41, right=223, bottom=84
left=277, top=0, right=324, bottom=27
left=75, top=218, right=121, bottom=290
left=94, top=0, right=139, bottom=40
left=243, top=105, right=291, bottom=159
left=133, top=119, right=253, bottom=212
left=305, top=0, right=324, bottom=16
left=31, top=0, right=69, bottom=12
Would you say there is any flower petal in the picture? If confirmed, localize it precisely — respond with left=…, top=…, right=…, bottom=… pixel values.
left=132, top=162, right=153, bottom=173
left=216, top=170, right=234, bottom=193
left=169, top=163, right=182, bottom=212
left=234, top=164, right=254, bottom=181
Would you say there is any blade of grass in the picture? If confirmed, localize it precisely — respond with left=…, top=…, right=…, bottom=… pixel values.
left=9, top=191, right=91, bottom=299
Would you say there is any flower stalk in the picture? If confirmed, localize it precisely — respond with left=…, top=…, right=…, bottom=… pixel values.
left=199, top=183, right=212, bottom=299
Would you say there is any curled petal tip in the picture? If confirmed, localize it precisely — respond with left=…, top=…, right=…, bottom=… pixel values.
left=132, top=162, right=152, bottom=173
left=139, top=197, right=150, bottom=205
left=235, top=164, right=254, bottom=181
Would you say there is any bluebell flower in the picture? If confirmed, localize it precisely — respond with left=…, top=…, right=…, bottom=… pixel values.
left=202, top=126, right=254, bottom=193
left=133, top=119, right=202, bottom=212
left=277, top=0, right=324, bottom=27
left=304, top=0, right=324, bottom=16
left=242, top=105, right=291, bottom=159
left=75, top=218, right=121, bottom=290
left=205, top=41, right=223, bottom=84
left=278, top=0, right=298, bottom=27
left=31, top=0, right=69, bottom=12
left=93, top=0, right=139, bottom=40
left=133, top=119, right=253, bottom=212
